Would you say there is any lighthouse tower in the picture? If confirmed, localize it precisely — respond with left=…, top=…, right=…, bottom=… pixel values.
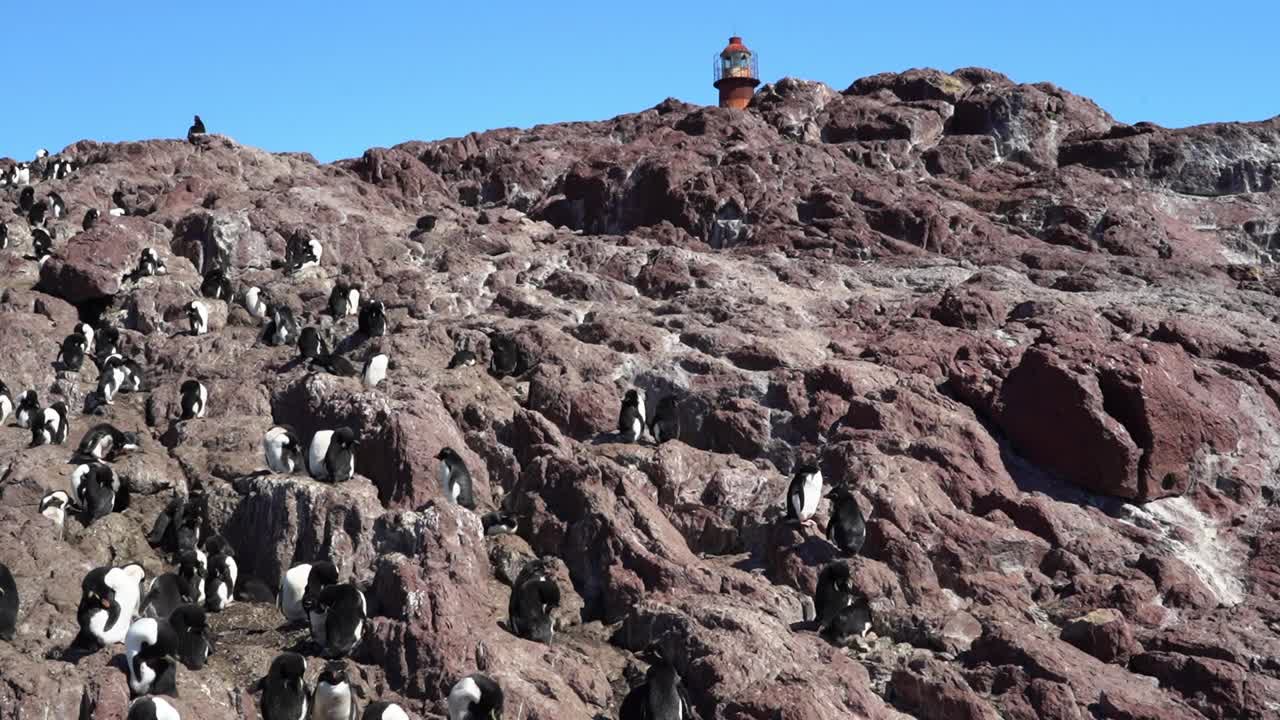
left=713, top=36, right=760, bottom=109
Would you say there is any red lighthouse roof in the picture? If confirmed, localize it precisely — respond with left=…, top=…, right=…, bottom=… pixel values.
left=721, top=36, right=752, bottom=56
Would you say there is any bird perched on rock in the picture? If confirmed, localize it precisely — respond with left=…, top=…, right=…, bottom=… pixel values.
left=82, top=208, right=99, bottom=231
left=308, top=428, right=358, bottom=482
left=187, top=115, right=206, bottom=142
left=0, top=562, right=17, bottom=641
left=260, top=652, right=310, bottom=720
left=618, top=643, right=692, bottom=720
left=618, top=389, right=645, bottom=443
left=437, top=447, right=475, bottom=509
left=785, top=462, right=823, bottom=527
left=313, top=661, right=358, bottom=719
left=649, top=396, right=680, bottom=444
left=825, top=485, right=866, bottom=555
left=447, top=673, right=503, bottom=720
left=508, top=559, right=559, bottom=644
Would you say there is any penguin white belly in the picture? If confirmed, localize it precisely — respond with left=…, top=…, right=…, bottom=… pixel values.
left=438, top=462, right=450, bottom=493
left=125, top=618, right=159, bottom=691
left=630, top=417, right=643, bottom=441
left=340, top=453, right=355, bottom=481
left=448, top=676, right=482, bottom=720
left=0, top=395, right=11, bottom=424
left=381, top=705, right=411, bottom=720
left=363, top=354, right=388, bottom=388
left=800, top=472, right=822, bottom=519
left=309, top=431, right=334, bottom=480
left=146, top=697, right=181, bottom=720
left=86, top=608, right=111, bottom=641
left=279, top=565, right=310, bottom=622
left=314, top=682, right=352, bottom=720
left=265, top=429, right=294, bottom=473
left=42, top=504, right=64, bottom=526
left=346, top=289, right=360, bottom=316
left=196, top=384, right=207, bottom=417
left=226, top=556, right=239, bottom=589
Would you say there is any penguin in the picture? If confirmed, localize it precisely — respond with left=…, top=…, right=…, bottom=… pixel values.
left=169, top=604, right=214, bottom=669
left=361, top=352, right=388, bottom=389
left=649, top=396, right=681, bottom=444
left=488, top=333, right=518, bottom=377
left=508, top=564, right=559, bottom=644
left=176, top=551, right=207, bottom=607
left=285, top=230, right=323, bottom=274
left=260, top=652, right=310, bottom=720
left=205, top=550, right=237, bottom=612
left=243, top=286, right=270, bottom=320
left=618, top=644, right=693, bottom=720
left=328, top=283, right=360, bottom=317
left=308, top=583, right=366, bottom=658
left=31, top=401, right=69, bottom=446
left=15, top=162, right=31, bottom=185
left=364, top=701, right=411, bottom=720
left=14, top=390, right=39, bottom=428
left=447, top=348, right=478, bottom=369
left=825, top=485, right=866, bottom=556
left=140, top=573, right=194, bottom=620
left=18, top=186, right=34, bottom=213
left=618, top=389, right=645, bottom=443
left=313, top=661, right=358, bottom=720
left=308, top=428, right=358, bottom=483
left=31, top=226, right=53, bottom=260
left=72, top=322, right=96, bottom=354
left=70, top=462, right=124, bottom=524
left=178, top=379, right=207, bottom=420
left=127, top=696, right=181, bottom=720
left=278, top=560, right=339, bottom=625
left=785, top=462, right=824, bottom=526
left=481, top=511, right=517, bottom=537
left=76, top=422, right=141, bottom=461
left=298, top=326, right=327, bottom=360
left=40, top=489, right=70, bottom=529
left=822, top=595, right=873, bottom=645
left=436, top=447, right=475, bottom=509
left=133, top=248, right=167, bottom=279
left=357, top=301, right=386, bottom=338
left=447, top=673, right=504, bottom=720
left=187, top=115, right=205, bottom=142
left=200, top=268, right=232, bottom=300
left=264, top=425, right=304, bottom=474
left=35, top=148, right=48, bottom=159
left=57, top=332, right=89, bottom=371
left=265, top=303, right=299, bottom=346
left=814, top=562, right=856, bottom=632
left=97, top=355, right=129, bottom=404
left=111, top=190, right=129, bottom=217
left=75, top=563, right=145, bottom=648
left=147, top=490, right=207, bottom=558
left=125, top=615, right=179, bottom=697
left=95, top=325, right=120, bottom=358
left=49, top=191, right=65, bottom=219
left=0, top=381, right=10, bottom=425
left=186, top=300, right=209, bottom=336
left=0, top=221, right=8, bottom=250
left=27, top=200, right=48, bottom=226
left=0, top=562, right=17, bottom=641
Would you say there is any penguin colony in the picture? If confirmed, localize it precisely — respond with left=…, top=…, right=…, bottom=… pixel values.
left=0, top=120, right=881, bottom=719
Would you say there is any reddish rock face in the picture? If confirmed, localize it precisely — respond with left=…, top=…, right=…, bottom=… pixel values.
left=1, top=66, right=1278, bottom=720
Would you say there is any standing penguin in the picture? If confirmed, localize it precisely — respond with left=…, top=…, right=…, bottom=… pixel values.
left=97, top=355, right=130, bottom=404
left=308, top=428, right=358, bottom=483
left=48, top=191, right=65, bottom=219
left=57, top=332, right=89, bottom=371
left=618, top=389, right=645, bottom=443
left=260, top=652, right=309, bottom=720
left=95, top=325, right=120, bottom=358
left=176, top=551, right=207, bottom=607
left=361, top=351, right=388, bottom=389
left=785, top=462, right=823, bottom=527
left=284, top=230, right=323, bottom=274
left=169, top=604, right=215, bottom=670
left=0, top=382, right=10, bottom=425
left=187, top=115, right=206, bottom=142
left=618, top=644, right=693, bottom=720
left=813, top=562, right=855, bottom=632
left=328, top=283, right=360, bottom=317
left=179, top=380, right=207, bottom=420
left=313, top=661, right=358, bottom=720
left=825, top=485, right=866, bottom=556
left=308, top=583, right=366, bottom=658
left=0, top=222, right=7, bottom=250
left=487, top=332, right=519, bottom=377
left=200, top=268, right=232, bottom=300
left=649, top=396, right=680, bottom=444
left=31, top=401, right=69, bottom=446
left=31, top=226, right=53, bottom=260
left=39, top=489, right=70, bottom=531
left=278, top=560, right=339, bottom=625
left=0, top=562, right=17, bottom=641
left=186, top=300, right=209, bottom=336
left=264, top=425, right=303, bottom=474
left=436, top=447, right=475, bottom=509
left=508, top=562, right=559, bottom=644
left=75, top=564, right=146, bottom=648
left=243, top=286, right=270, bottom=320
left=14, top=390, right=39, bottom=428
left=17, top=186, right=34, bottom=214
left=82, top=208, right=100, bottom=231
left=265, top=304, right=299, bottom=346
left=70, top=462, right=124, bottom=524
left=364, top=701, right=411, bottom=720
left=125, top=615, right=179, bottom=697
left=357, top=301, right=386, bottom=338
left=205, top=550, right=237, bottom=612
left=127, top=696, right=181, bottom=720
left=298, top=327, right=328, bottom=360
left=447, top=673, right=504, bottom=720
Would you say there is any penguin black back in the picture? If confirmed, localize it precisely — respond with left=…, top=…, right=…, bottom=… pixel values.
left=649, top=395, right=681, bottom=444
left=825, top=485, right=866, bottom=556
left=814, top=562, right=854, bottom=631
left=358, top=300, right=386, bottom=337
left=508, top=572, right=559, bottom=644
left=169, top=604, right=214, bottom=669
left=261, top=651, right=309, bottom=720
left=0, top=562, right=17, bottom=640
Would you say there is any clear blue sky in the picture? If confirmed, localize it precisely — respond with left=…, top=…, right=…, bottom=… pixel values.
left=3, top=1, right=1275, bottom=163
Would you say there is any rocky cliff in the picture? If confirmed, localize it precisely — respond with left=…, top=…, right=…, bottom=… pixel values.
left=1, top=67, right=1279, bottom=719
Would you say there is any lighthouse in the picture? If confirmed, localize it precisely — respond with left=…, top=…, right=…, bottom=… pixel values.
left=713, top=36, right=760, bottom=109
